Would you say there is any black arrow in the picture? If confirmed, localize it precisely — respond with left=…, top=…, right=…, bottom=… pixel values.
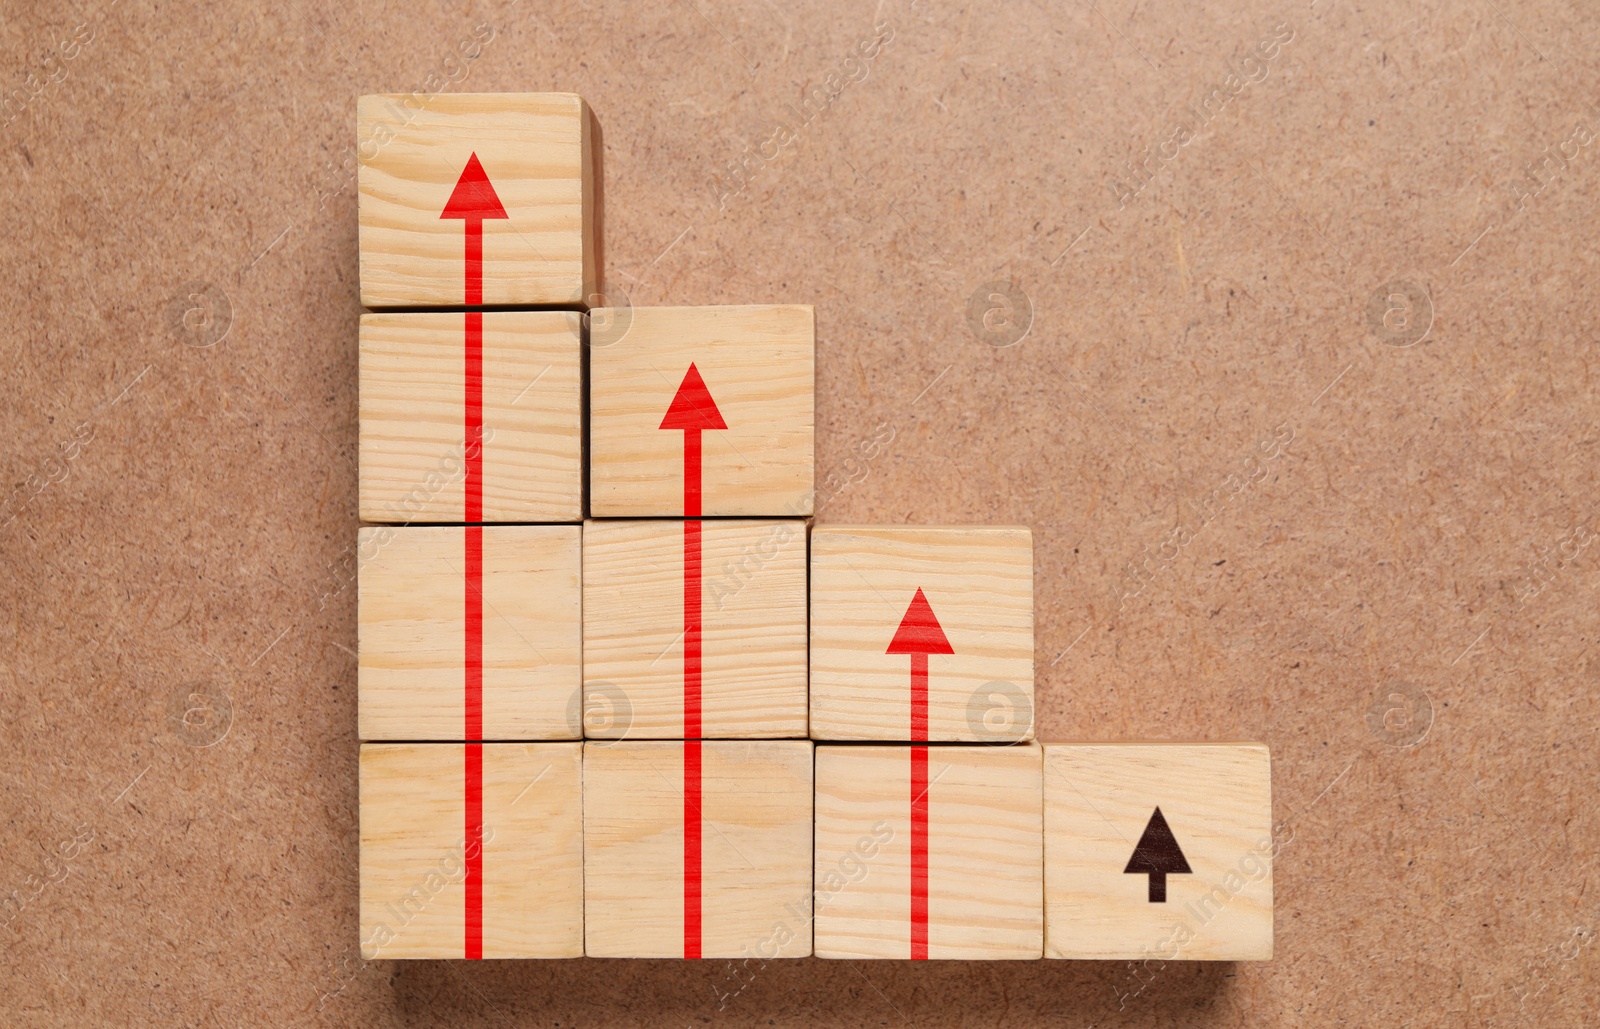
left=1123, top=807, right=1192, bottom=903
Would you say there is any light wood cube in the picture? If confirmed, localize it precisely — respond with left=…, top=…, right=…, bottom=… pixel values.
left=1043, top=743, right=1274, bottom=961
left=810, top=526, right=1034, bottom=741
left=589, top=306, right=814, bottom=517
left=582, top=519, right=807, bottom=739
left=359, top=311, right=583, bottom=524
left=359, top=742, right=582, bottom=959
left=358, top=93, right=596, bottom=307
left=814, top=743, right=1043, bottom=959
left=584, top=741, right=813, bottom=958
left=358, top=525, right=581, bottom=741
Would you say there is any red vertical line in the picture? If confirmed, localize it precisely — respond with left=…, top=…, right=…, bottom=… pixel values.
left=464, top=742, right=484, bottom=959
left=683, top=429, right=702, bottom=518
left=681, top=420, right=704, bottom=958
left=463, top=298, right=485, bottom=958
left=683, top=739, right=703, bottom=959
left=910, top=746, right=930, bottom=960
left=464, top=310, right=484, bottom=522
left=463, top=221, right=484, bottom=306
left=464, top=307, right=485, bottom=738
left=464, top=525, right=483, bottom=739
left=910, top=652, right=929, bottom=742
left=683, top=515, right=703, bottom=957
left=684, top=518, right=703, bottom=736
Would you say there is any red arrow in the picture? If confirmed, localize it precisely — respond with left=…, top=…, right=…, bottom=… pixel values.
left=887, top=588, right=954, bottom=742
left=440, top=152, right=509, bottom=306
left=887, top=588, right=952, bottom=961
left=441, top=153, right=507, bottom=962
left=659, top=364, right=727, bottom=959
left=439, top=151, right=509, bottom=523
left=659, top=363, right=728, bottom=519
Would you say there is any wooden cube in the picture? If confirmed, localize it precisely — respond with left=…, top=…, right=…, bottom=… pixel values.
left=357, top=93, right=596, bottom=308
left=582, top=519, right=807, bottom=738
left=358, top=525, right=582, bottom=741
left=589, top=306, right=814, bottom=517
left=813, top=743, right=1043, bottom=960
left=359, top=311, right=583, bottom=524
left=584, top=741, right=813, bottom=958
left=359, top=742, right=582, bottom=959
left=1043, top=743, right=1274, bottom=961
left=810, top=526, right=1034, bottom=741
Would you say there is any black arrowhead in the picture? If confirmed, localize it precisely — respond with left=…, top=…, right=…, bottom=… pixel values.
left=1123, top=807, right=1192, bottom=903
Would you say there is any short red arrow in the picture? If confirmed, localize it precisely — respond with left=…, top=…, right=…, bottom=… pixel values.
left=440, top=153, right=507, bottom=962
left=659, top=363, right=728, bottom=520
left=887, top=588, right=952, bottom=961
left=659, top=363, right=727, bottom=960
left=887, top=588, right=954, bottom=741
left=440, top=152, right=509, bottom=307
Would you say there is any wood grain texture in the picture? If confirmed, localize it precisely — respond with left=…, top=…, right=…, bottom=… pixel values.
left=813, top=744, right=1043, bottom=960
left=810, top=526, right=1034, bottom=741
left=357, top=92, right=595, bottom=307
left=359, top=743, right=582, bottom=959
left=583, top=741, right=814, bottom=958
left=1043, top=743, right=1273, bottom=961
left=358, top=525, right=582, bottom=740
left=358, top=311, right=583, bottom=523
left=582, top=519, right=807, bottom=738
left=589, top=305, right=814, bottom=517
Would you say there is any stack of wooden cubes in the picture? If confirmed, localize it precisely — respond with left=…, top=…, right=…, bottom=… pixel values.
left=355, top=94, right=1274, bottom=964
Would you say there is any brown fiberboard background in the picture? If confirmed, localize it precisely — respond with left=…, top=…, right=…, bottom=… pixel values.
left=2, top=0, right=1598, bottom=1025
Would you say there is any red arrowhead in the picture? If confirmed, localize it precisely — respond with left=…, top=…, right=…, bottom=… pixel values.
left=659, top=363, right=728, bottom=431
left=440, top=153, right=509, bottom=222
left=886, top=588, right=954, bottom=655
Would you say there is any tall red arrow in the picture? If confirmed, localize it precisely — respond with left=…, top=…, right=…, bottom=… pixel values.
left=659, top=363, right=727, bottom=960
left=887, top=588, right=953, bottom=960
left=440, top=152, right=508, bottom=962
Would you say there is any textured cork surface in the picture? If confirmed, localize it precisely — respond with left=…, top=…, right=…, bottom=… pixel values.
left=2, top=0, right=1597, bottom=1025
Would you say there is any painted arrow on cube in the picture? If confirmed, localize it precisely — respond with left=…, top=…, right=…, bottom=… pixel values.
left=439, top=152, right=509, bottom=961
left=440, top=151, right=508, bottom=307
left=887, top=587, right=953, bottom=742
left=659, top=362, right=728, bottom=959
left=887, top=588, right=953, bottom=960
left=1125, top=807, right=1192, bottom=903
